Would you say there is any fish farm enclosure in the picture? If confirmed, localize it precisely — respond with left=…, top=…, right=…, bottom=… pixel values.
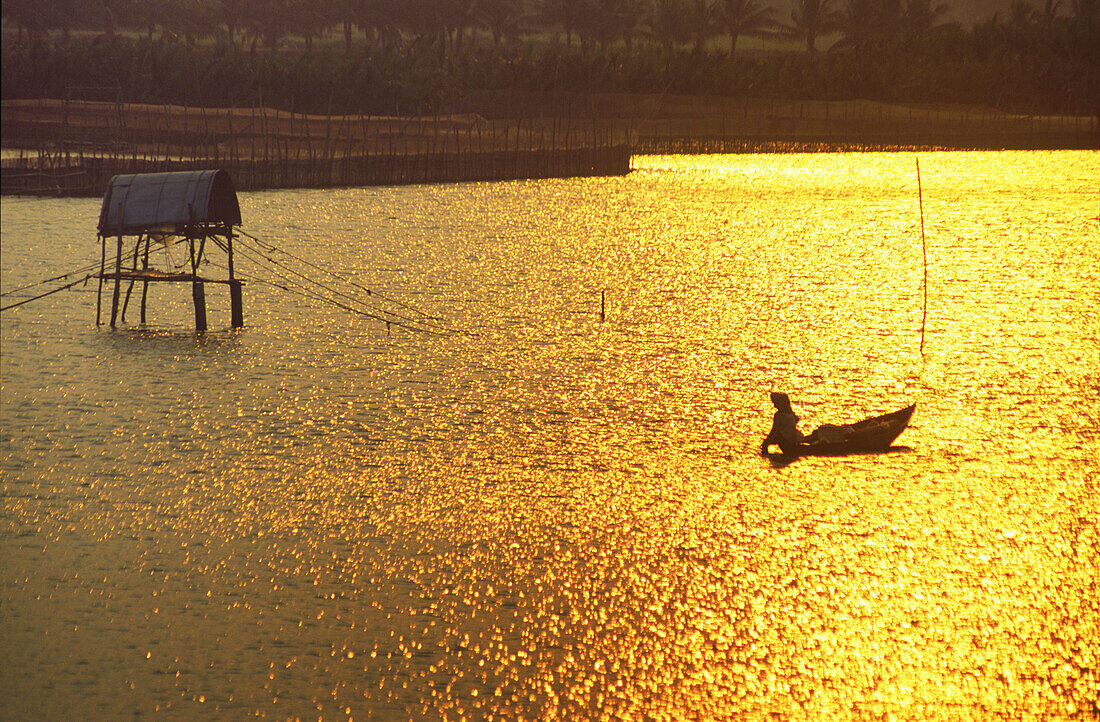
left=3, top=93, right=1096, bottom=196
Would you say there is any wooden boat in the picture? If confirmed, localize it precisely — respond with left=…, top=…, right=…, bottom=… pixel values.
left=797, top=403, right=916, bottom=455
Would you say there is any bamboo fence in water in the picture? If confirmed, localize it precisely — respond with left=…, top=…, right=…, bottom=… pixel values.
left=0, top=99, right=631, bottom=196
left=2, top=95, right=1096, bottom=196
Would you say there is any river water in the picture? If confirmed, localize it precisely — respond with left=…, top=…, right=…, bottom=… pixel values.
left=1, top=151, right=1097, bottom=719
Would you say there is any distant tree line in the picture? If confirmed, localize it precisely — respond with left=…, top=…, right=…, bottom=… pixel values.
left=3, top=0, right=1097, bottom=115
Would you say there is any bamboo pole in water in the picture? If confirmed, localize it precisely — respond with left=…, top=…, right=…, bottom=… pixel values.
left=917, top=157, right=928, bottom=356
left=120, top=234, right=141, bottom=321
left=109, top=232, right=123, bottom=328
left=141, top=233, right=150, bottom=324
left=96, top=235, right=105, bottom=325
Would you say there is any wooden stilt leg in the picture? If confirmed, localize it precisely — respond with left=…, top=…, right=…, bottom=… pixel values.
left=96, top=235, right=105, bottom=325
left=140, top=234, right=150, bottom=324
left=121, top=280, right=135, bottom=322
left=230, top=280, right=243, bottom=328
left=193, top=282, right=207, bottom=332
left=109, top=234, right=123, bottom=327
left=121, top=234, right=142, bottom=321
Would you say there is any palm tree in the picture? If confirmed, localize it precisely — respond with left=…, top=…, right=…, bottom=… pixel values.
left=836, top=0, right=901, bottom=47
left=211, top=0, right=249, bottom=47
left=252, top=0, right=294, bottom=49
left=126, top=0, right=167, bottom=39
left=1070, top=0, right=1098, bottom=27
left=336, top=0, right=356, bottom=51
left=783, top=0, right=841, bottom=55
left=1039, top=0, right=1063, bottom=26
left=542, top=0, right=590, bottom=46
left=687, top=0, right=718, bottom=52
left=352, top=0, right=400, bottom=49
left=714, top=0, right=775, bottom=57
left=587, top=0, right=645, bottom=49
left=902, top=0, right=950, bottom=37
left=397, top=0, right=448, bottom=49
left=1, top=0, right=41, bottom=40
left=837, top=0, right=876, bottom=47
left=479, top=0, right=531, bottom=46
left=289, top=0, right=336, bottom=51
left=648, top=0, right=694, bottom=49
left=1008, top=0, right=1035, bottom=29
left=439, top=0, right=479, bottom=54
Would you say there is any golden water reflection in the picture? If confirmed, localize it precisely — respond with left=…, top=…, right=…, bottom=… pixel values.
left=1, top=151, right=1097, bottom=718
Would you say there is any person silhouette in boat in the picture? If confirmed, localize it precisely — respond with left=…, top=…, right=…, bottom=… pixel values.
left=761, top=392, right=803, bottom=456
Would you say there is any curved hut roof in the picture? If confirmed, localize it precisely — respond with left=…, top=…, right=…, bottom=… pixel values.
left=97, top=169, right=241, bottom=236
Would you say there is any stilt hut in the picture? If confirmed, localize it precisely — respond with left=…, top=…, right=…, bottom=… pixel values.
left=96, top=169, right=243, bottom=331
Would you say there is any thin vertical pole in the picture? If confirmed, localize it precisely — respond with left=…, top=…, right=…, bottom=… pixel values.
left=109, top=203, right=124, bottom=328
left=96, top=234, right=105, bottom=325
left=120, top=235, right=141, bottom=321
left=230, top=280, right=243, bottom=328
left=193, top=281, right=208, bottom=333
left=109, top=233, right=123, bottom=327
left=140, top=233, right=150, bottom=324
left=917, top=157, right=928, bottom=356
left=227, top=230, right=235, bottom=279
left=228, top=229, right=242, bottom=328
left=189, top=236, right=208, bottom=333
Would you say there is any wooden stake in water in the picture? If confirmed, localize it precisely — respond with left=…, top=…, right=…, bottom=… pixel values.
left=917, top=158, right=928, bottom=356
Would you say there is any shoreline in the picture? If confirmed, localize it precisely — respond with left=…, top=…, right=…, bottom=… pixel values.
left=6, top=136, right=1097, bottom=197
left=2, top=97, right=1096, bottom=197
left=0, top=147, right=633, bottom=197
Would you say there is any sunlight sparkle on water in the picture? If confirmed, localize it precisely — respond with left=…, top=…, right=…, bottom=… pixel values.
left=1, top=151, right=1097, bottom=719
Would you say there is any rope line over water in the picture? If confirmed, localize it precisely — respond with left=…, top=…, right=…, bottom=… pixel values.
left=0, top=242, right=144, bottom=299
left=238, top=231, right=442, bottom=321
left=0, top=244, right=143, bottom=312
left=226, top=232, right=466, bottom=336
left=1, top=224, right=471, bottom=336
left=228, top=241, right=428, bottom=332
left=232, top=235, right=441, bottom=330
left=1, top=266, right=95, bottom=298
left=0, top=232, right=461, bottom=336
left=1, top=275, right=95, bottom=311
